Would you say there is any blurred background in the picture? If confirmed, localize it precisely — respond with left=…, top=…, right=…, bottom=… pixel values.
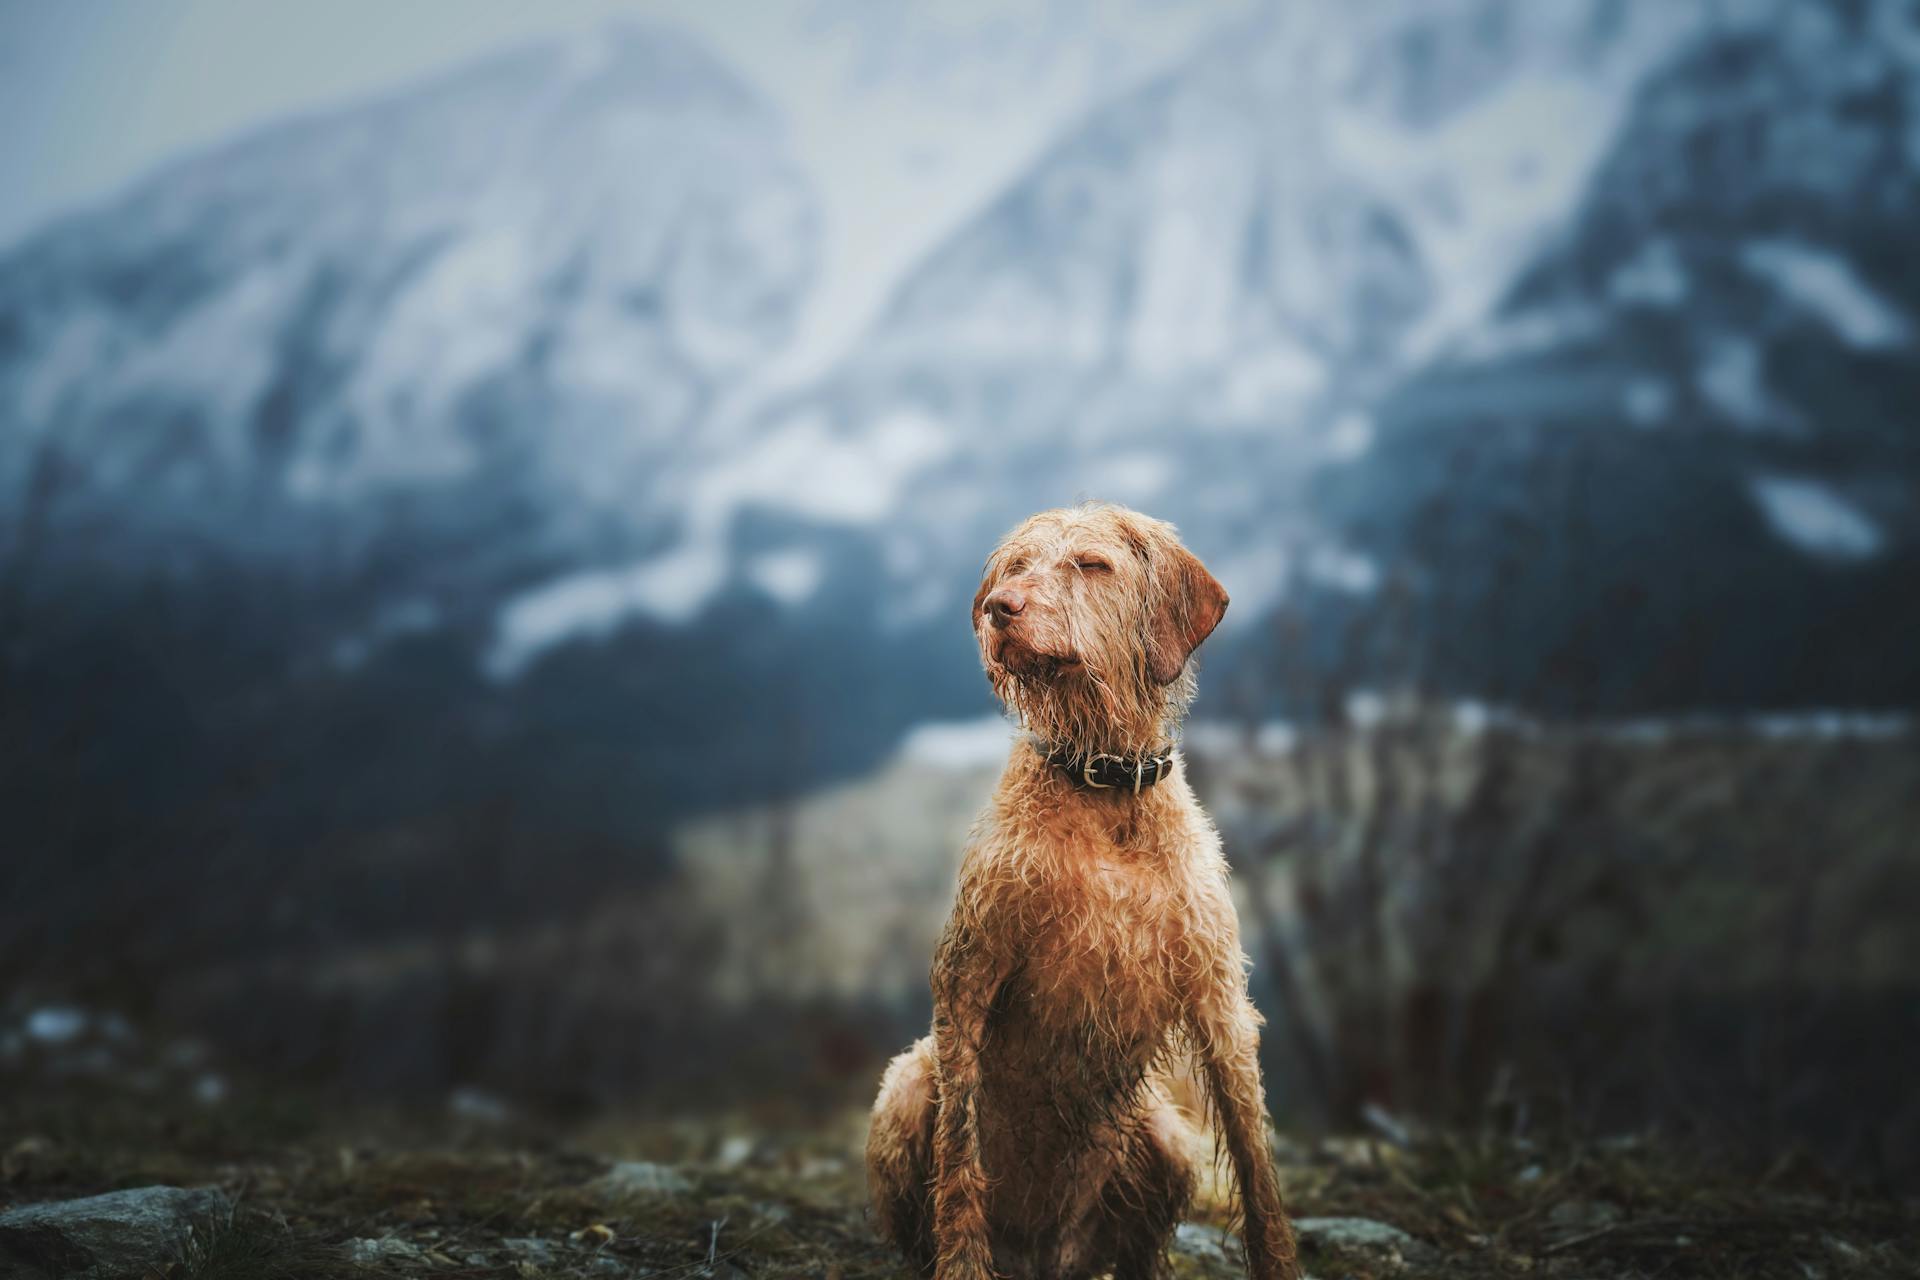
left=2, top=0, right=1917, bottom=1185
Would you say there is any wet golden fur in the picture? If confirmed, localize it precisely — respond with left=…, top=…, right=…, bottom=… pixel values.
left=867, top=504, right=1299, bottom=1280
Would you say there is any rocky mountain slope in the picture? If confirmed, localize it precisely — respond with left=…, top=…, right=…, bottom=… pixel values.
left=527, top=0, right=1704, bottom=666
left=0, top=21, right=813, bottom=615
left=1315, top=0, right=1920, bottom=710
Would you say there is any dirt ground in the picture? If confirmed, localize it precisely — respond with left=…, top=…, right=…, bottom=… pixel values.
left=1, top=1082, right=1914, bottom=1280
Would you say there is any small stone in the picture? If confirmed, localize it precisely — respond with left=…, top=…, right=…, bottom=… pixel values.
left=1294, top=1216, right=1417, bottom=1251
left=503, top=1236, right=558, bottom=1265
left=1317, top=1136, right=1377, bottom=1167
left=347, top=1236, right=425, bottom=1264
left=1172, top=1221, right=1239, bottom=1266
left=0, top=1186, right=230, bottom=1280
left=593, top=1160, right=693, bottom=1196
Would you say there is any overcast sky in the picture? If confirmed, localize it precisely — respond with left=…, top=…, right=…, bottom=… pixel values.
left=0, top=0, right=1250, bottom=384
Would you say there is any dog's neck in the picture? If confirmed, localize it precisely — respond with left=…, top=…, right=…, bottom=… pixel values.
left=1011, top=701, right=1181, bottom=763
left=1026, top=728, right=1178, bottom=761
left=1014, top=684, right=1184, bottom=794
left=998, top=668, right=1191, bottom=765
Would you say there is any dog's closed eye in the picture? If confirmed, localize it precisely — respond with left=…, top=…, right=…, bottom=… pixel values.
left=1073, top=556, right=1112, bottom=573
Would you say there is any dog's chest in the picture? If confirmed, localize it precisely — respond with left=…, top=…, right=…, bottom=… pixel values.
left=997, top=847, right=1185, bottom=1053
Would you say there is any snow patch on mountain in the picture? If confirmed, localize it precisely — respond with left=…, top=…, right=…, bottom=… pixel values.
left=1452, top=303, right=1607, bottom=365
left=747, top=549, right=825, bottom=605
left=1610, top=238, right=1689, bottom=308
left=1324, top=412, right=1375, bottom=461
left=1697, top=339, right=1795, bottom=433
left=689, top=408, right=952, bottom=533
left=1331, top=74, right=1627, bottom=360
left=1304, top=543, right=1382, bottom=595
left=482, top=406, right=956, bottom=679
left=1747, top=475, right=1883, bottom=562
left=1751, top=474, right=1881, bottom=564
left=1740, top=240, right=1911, bottom=350
left=1123, top=129, right=1256, bottom=377
left=485, top=543, right=728, bottom=680
left=113, top=268, right=293, bottom=441
left=1218, top=343, right=1328, bottom=420
left=1621, top=377, right=1672, bottom=427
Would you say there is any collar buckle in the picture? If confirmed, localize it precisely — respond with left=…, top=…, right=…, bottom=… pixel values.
left=1042, top=742, right=1172, bottom=792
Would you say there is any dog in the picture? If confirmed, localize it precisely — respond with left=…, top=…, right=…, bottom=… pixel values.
left=867, top=503, right=1298, bottom=1280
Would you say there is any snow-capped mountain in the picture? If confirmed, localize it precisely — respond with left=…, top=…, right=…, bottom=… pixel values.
left=0, top=23, right=846, bottom=957
left=0, top=22, right=815, bottom=612
left=3, top=0, right=1915, bottom=910
left=1316, top=0, right=1920, bottom=710
left=488, top=0, right=1706, bottom=674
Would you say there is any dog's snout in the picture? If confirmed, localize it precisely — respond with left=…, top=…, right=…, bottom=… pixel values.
left=984, top=586, right=1027, bottom=626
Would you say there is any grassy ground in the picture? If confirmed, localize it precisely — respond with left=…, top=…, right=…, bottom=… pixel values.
left=2, top=1083, right=1915, bottom=1280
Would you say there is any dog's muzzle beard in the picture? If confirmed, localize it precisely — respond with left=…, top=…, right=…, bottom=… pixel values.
left=1006, top=650, right=1082, bottom=681
left=990, top=647, right=1177, bottom=794
left=992, top=635, right=1082, bottom=683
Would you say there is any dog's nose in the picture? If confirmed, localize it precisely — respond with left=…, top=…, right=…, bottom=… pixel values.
left=984, top=586, right=1026, bottom=626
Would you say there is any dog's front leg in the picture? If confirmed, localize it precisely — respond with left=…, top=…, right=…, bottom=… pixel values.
left=1186, top=926, right=1299, bottom=1280
left=929, top=917, right=1005, bottom=1280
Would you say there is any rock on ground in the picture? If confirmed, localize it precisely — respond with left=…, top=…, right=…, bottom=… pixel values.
left=347, top=1236, right=427, bottom=1264
left=1174, top=1216, right=1429, bottom=1279
left=0, top=1185, right=230, bottom=1280
left=1171, top=1221, right=1250, bottom=1278
left=503, top=1235, right=559, bottom=1265
left=1294, top=1216, right=1419, bottom=1251
left=591, top=1160, right=694, bottom=1196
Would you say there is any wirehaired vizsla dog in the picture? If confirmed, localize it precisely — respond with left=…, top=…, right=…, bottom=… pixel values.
left=867, top=503, right=1299, bottom=1280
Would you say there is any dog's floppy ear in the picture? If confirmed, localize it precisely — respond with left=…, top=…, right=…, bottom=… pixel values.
left=1146, top=541, right=1229, bottom=685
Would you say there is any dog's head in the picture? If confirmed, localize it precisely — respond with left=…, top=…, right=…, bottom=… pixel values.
left=973, top=503, right=1227, bottom=754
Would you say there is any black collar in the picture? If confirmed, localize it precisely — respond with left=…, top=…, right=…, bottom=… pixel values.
left=1036, top=741, right=1176, bottom=793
